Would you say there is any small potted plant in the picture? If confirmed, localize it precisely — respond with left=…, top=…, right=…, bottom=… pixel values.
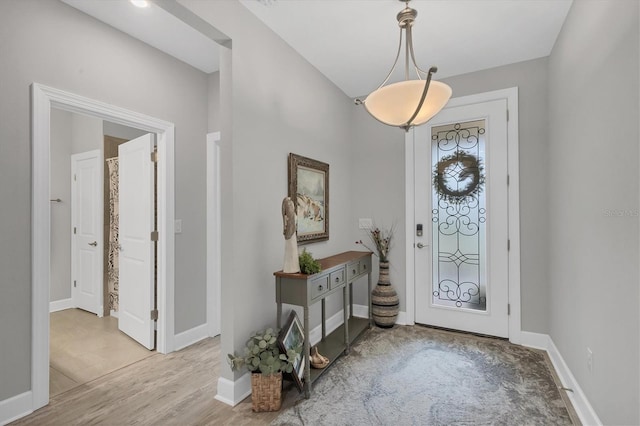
left=228, top=328, right=300, bottom=412
left=298, top=248, right=321, bottom=274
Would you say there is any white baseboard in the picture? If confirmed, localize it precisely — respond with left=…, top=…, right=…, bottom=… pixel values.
left=395, top=310, right=410, bottom=325
left=520, top=331, right=602, bottom=426
left=49, top=298, right=73, bottom=313
left=520, top=331, right=550, bottom=351
left=352, top=304, right=369, bottom=319
left=174, top=323, right=209, bottom=351
left=0, top=391, right=32, bottom=426
left=351, top=304, right=409, bottom=326
left=546, top=337, right=602, bottom=426
left=110, top=309, right=119, bottom=318
left=309, top=309, right=346, bottom=346
left=215, top=373, right=251, bottom=407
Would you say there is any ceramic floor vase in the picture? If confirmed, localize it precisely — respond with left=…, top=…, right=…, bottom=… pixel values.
left=371, top=261, right=399, bottom=327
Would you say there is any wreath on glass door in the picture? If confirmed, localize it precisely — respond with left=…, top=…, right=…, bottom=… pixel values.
left=433, top=150, right=485, bottom=204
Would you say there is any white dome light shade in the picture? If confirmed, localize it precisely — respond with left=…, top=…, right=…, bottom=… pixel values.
left=364, top=80, right=452, bottom=127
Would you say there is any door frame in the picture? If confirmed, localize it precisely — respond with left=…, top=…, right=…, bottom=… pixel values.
left=404, top=87, right=521, bottom=343
left=31, top=83, right=176, bottom=410
left=206, top=132, right=221, bottom=337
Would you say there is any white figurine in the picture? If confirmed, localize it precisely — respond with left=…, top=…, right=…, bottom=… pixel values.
left=282, top=197, right=300, bottom=273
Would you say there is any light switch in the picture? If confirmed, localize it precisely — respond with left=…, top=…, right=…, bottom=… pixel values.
left=175, top=219, right=182, bottom=234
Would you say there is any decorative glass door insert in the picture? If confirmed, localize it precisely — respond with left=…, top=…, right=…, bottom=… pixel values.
left=431, top=120, right=486, bottom=311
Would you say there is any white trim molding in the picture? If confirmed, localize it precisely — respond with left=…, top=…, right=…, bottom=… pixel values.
left=521, top=332, right=602, bottom=426
left=352, top=304, right=409, bottom=326
left=31, top=83, right=176, bottom=412
left=49, top=298, right=74, bottom=313
left=405, top=87, right=521, bottom=343
left=174, top=323, right=210, bottom=352
left=215, top=373, right=251, bottom=407
left=206, top=132, right=222, bottom=338
left=0, top=391, right=32, bottom=426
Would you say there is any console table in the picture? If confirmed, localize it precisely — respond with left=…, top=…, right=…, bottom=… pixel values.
left=274, top=251, right=372, bottom=397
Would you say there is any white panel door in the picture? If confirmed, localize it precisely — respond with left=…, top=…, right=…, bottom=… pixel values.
left=118, top=133, right=155, bottom=349
left=414, top=99, right=509, bottom=337
left=71, top=150, right=103, bottom=316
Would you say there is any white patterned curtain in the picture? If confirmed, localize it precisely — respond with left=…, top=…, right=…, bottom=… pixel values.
left=106, top=157, right=119, bottom=312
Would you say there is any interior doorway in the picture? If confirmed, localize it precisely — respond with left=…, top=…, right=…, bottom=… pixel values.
left=32, top=83, right=176, bottom=411
left=48, top=110, right=161, bottom=395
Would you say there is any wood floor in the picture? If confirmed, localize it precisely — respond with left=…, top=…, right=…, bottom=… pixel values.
left=14, top=336, right=293, bottom=425
left=49, top=309, right=155, bottom=396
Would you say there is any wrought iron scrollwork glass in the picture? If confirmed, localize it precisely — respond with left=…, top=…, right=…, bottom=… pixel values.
left=431, top=120, right=487, bottom=311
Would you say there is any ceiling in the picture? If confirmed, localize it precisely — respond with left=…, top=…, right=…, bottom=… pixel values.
left=62, top=0, right=573, bottom=98
left=61, top=0, right=220, bottom=73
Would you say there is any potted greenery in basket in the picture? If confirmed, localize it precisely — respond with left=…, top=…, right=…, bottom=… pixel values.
left=228, top=328, right=300, bottom=412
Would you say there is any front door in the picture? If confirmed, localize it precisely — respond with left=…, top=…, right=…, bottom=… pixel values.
left=118, top=133, right=156, bottom=350
left=414, top=99, right=509, bottom=337
left=71, top=149, right=103, bottom=316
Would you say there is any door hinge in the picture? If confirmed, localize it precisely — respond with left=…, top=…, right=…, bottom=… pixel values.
left=507, top=174, right=510, bottom=186
left=74, top=174, right=77, bottom=181
left=507, top=239, right=511, bottom=251
left=508, top=303, right=511, bottom=315
left=507, top=109, right=510, bottom=122
left=151, top=151, right=158, bottom=163
left=151, top=309, right=158, bottom=321
left=151, top=231, right=159, bottom=241
left=73, top=227, right=77, bottom=235
left=73, top=280, right=77, bottom=288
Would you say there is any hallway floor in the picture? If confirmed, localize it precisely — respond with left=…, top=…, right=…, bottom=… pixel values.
left=49, top=308, right=155, bottom=397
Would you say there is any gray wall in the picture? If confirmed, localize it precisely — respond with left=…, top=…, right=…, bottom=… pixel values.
left=50, top=109, right=73, bottom=302
left=50, top=110, right=103, bottom=303
left=0, top=0, right=208, bottom=401
left=103, top=121, right=147, bottom=141
left=351, top=109, right=405, bottom=308
left=440, top=58, right=550, bottom=333
left=70, top=113, right=102, bottom=153
left=181, top=0, right=356, bottom=381
left=547, top=1, right=639, bottom=424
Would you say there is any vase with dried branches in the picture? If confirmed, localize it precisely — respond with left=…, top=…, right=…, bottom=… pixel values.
left=356, top=225, right=399, bottom=328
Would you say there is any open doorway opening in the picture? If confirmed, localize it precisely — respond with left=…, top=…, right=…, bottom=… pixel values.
left=49, top=110, right=161, bottom=396
left=32, top=83, right=176, bottom=410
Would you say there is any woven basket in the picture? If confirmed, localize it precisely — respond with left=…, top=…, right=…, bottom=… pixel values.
left=251, top=372, right=282, bottom=412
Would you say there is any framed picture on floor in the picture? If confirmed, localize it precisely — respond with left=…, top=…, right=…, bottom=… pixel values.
left=278, top=310, right=305, bottom=391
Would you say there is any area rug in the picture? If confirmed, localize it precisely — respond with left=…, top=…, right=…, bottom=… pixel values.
left=272, top=325, right=574, bottom=425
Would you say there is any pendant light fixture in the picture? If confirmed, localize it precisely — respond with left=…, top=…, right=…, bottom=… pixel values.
left=355, top=0, right=452, bottom=132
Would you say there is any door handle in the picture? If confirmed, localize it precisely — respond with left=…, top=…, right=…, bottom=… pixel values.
left=88, top=241, right=97, bottom=247
left=416, top=242, right=426, bottom=249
